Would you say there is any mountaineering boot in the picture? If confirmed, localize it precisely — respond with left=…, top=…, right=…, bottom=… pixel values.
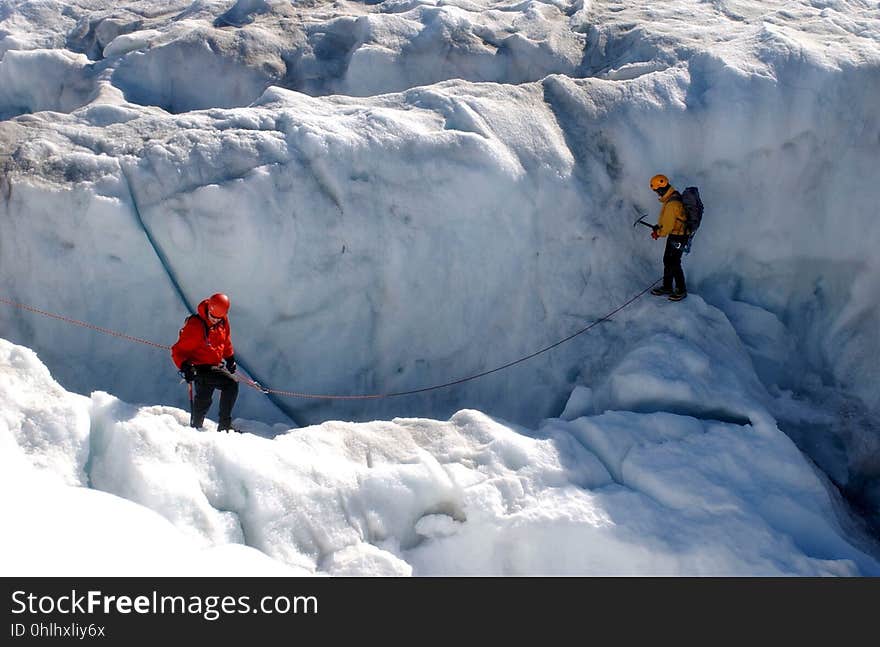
left=651, top=286, right=673, bottom=296
left=668, top=290, right=688, bottom=302
left=218, top=418, right=242, bottom=433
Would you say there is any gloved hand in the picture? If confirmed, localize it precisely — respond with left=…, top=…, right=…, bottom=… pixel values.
left=180, top=360, right=197, bottom=382
left=651, top=230, right=660, bottom=240
left=225, top=355, right=236, bottom=374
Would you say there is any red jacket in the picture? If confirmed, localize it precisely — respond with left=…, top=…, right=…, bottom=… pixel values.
left=171, top=299, right=235, bottom=369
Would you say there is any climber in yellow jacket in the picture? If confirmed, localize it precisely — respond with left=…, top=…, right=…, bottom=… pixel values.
left=648, top=174, right=688, bottom=301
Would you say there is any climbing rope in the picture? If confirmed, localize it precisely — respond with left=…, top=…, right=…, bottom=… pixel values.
left=1, top=278, right=660, bottom=400
left=0, top=297, right=172, bottom=350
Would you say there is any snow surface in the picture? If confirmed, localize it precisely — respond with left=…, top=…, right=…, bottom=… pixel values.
left=2, top=337, right=878, bottom=575
left=1, top=0, right=879, bottom=573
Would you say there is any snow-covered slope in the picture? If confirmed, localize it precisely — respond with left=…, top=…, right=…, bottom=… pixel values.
left=2, top=336, right=878, bottom=575
left=1, top=0, right=879, bottom=560
left=0, top=337, right=308, bottom=575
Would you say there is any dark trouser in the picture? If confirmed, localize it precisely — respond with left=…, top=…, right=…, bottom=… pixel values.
left=191, top=366, right=239, bottom=430
left=663, top=235, right=688, bottom=292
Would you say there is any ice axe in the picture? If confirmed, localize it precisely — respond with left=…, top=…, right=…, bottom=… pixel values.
left=179, top=370, right=194, bottom=426
left=632, top=206, right=655, bottom=230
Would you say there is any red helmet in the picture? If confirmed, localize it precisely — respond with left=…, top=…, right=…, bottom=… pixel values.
left=207, top=293, right=230, bottom=318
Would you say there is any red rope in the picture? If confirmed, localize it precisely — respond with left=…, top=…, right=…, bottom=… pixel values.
left=0, top=296, right=171, bottom=350
left=2, top=279, right=660, bottom=400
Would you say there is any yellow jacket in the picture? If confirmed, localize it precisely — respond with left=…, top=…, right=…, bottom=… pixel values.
left=656, top=186, right=687, bottom=237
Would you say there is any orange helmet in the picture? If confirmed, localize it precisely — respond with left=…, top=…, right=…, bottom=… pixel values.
left=650, top=174, right=670, bottom=191
left=207, top=293, right=230, bottom=318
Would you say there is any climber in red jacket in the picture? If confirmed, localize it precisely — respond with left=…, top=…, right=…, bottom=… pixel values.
left=171, top=293, right=239, bottom=431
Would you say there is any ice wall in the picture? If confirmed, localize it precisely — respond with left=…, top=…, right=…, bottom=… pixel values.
left=1, top=1, right=878, bottom=523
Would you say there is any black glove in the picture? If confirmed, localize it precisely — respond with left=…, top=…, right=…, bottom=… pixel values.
left=180, top=360, right=197, bottom=382
left=225, top=355, right=236, bottom=374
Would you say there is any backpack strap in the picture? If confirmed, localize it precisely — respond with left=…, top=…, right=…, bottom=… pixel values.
left=666, top=191, right=687, bottom=228
left=185, top=314, right=210, bottom=341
